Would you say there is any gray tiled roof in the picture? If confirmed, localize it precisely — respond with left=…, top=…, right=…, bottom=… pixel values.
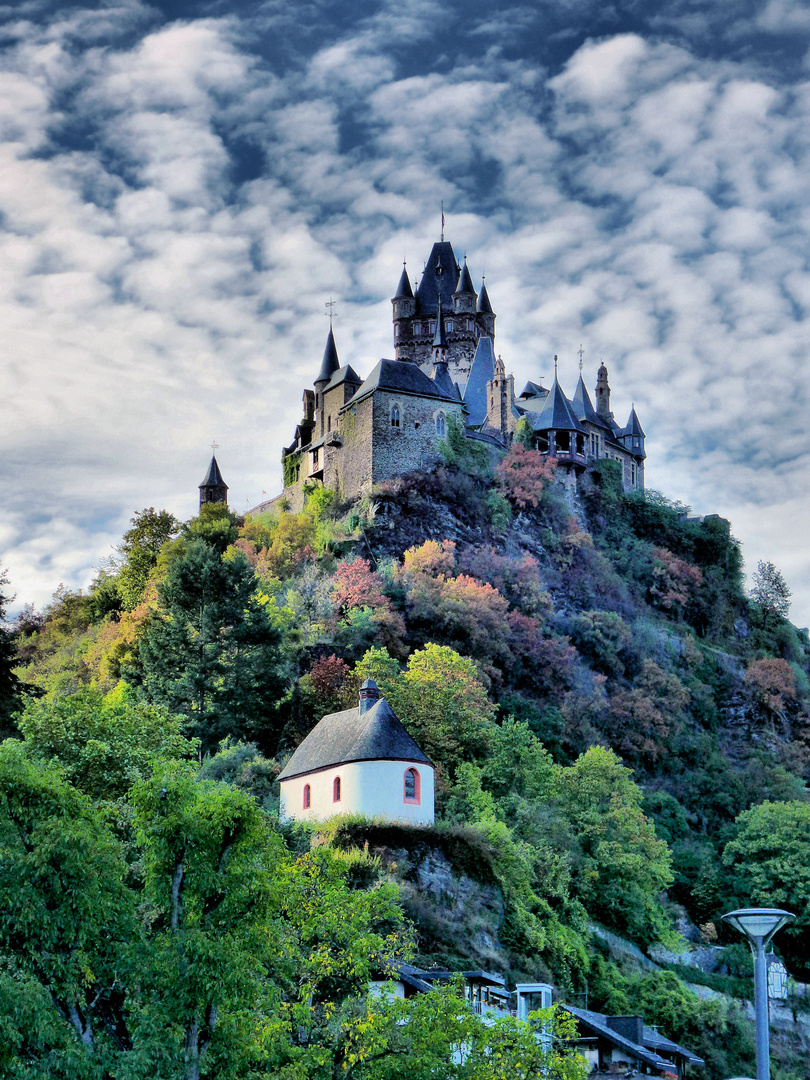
left=454, top=258, right=475, bottom=296
left=529, top=377, right=585, bottom=433
left=394, top=265, right=414, bottom=299
left=476, top=281, right=493, bottom=314
left=316, top=326, right=340, bottom=385
left=563, top=1008, right=672, bottom=1072
left=431, top=359, right=457, bottom=398
left=518, top=380, right=547, bottom=400
left=277, top=696, right=432, bottom=781
left=415, top=241, right=460, bottom=315
left=572, top=375, right=611, bottom=430
left=349, top=359, right=460, bottom=407
left=462, top=337, right=496, bottom=426
left=324, top=364, right=362, bottom=392
left=623, top=405, right=646, bottom=439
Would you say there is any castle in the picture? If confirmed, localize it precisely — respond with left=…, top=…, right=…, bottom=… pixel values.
left=259, top=230, right=647, bottom=511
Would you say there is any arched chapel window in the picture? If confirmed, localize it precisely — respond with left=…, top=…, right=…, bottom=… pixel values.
left=404, top=768, right=421, bottom=804
left=435, top=413, right=445, bottom=437
left=333, top=776, right=341, bottom=803
left=303, top=784, right=311, bottom=809
left=391, top=404, right=401, bottom=428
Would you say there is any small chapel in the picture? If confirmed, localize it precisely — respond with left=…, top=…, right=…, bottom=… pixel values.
left=277, top=680, right=435, bottom=825
left=268, top=228, right=647, bottom=512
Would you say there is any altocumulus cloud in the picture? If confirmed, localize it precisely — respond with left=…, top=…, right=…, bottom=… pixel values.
left=2, top=0, right=810, bottom=626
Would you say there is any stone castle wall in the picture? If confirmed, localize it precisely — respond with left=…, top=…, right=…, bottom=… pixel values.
left=370, top=390, right=465, bottom=486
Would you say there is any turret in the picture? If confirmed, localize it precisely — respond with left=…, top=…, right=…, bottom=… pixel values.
left=432, top=296, right=448, bottom=365
left=595, top=361, right=611, bottom=419
left=199, top=454, right=228, bottom=508
left=315, top=326, right=340, bottom=436
left=486, top=353, right=515, bottom=442
left=359, top=678, right=382, bottom=714
left=452, top=256, right=477, bottom=315
left=620, top=406, right=646, bottom=460
left=477, top=278, right=495, bottom=336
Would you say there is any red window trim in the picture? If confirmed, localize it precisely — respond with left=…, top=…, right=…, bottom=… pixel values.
left=403, top=767, right=421, bottom=805
left=303, top=784, right=311, bottom=809
left=333, top=775, right=341, bottom=803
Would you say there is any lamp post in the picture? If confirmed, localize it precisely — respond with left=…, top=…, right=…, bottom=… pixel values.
left=721, top=908, right=795, bottom=1080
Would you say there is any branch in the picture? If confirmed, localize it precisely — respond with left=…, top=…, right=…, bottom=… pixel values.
left=171, top=857, right=185, bottom=931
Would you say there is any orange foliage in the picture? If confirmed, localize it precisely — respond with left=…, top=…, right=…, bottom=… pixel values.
left=744, top=657, right=797, bottom=715
left=495, top=443, right=557, bottom=508
left=401, top=539, right=457, bottom=580
left=650, top=547, right=703, bottom=612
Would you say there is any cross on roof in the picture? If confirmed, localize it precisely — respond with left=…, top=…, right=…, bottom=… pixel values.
left=211, top=441, right=219, bottom=453
left=324, top=297, right=338, bottom=324
left=578, top=344, right=584, bottom=372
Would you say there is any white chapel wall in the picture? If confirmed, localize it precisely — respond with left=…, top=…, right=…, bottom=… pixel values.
left=279, top=758, right=435, bottom=825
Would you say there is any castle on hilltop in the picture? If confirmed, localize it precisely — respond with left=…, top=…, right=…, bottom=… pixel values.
left=268, top=231, right=646, bottom=511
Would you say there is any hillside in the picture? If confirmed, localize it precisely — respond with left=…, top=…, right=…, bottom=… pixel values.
left=2, top=445, right=810, bottom=1078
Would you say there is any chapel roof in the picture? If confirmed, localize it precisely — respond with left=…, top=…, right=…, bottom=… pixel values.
left=277, top=696, right=432, bottom=781
left=199, top=455, right=227, bottom=490
left=348, top=358, right=460, bottom=408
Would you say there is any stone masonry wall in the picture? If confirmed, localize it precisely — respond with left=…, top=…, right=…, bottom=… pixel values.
left=371, top=390, right=465, bottom=485
left=325, top=394, right=374, bottom=500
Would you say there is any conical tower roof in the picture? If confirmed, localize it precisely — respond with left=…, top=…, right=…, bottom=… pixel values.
left=316, top=325, right=340, bottom=385
left=572, top=375, right=611, bottom=430
left=393, top=264, right=414, bottom=299
left=623, top=405, right=645, bottom=439
left=199, top=455, right=227, bottom=490
left=432, top=296, right=448, bottom=349
left=454, top=257, right=475, bottom=295
left=477, top=280, right=493, bottom=314
left=415, top=240, right=459, bottom=314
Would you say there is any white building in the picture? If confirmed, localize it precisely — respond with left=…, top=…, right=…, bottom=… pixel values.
left=277, top=679, right=435, bottom=825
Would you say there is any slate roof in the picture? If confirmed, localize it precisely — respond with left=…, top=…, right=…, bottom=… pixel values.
left=623, top=405, right=646, bottom=439
left=529, top=377, right=585, bottom=433
left=415, top=241, right=461, bottom=315
left=393, top=265, right=414, bottom=299
left=454, top=257, right=475, bottom=296
left=433, top=296, right=449, bottom=349
left=199, top=455, right=227, bottom=490
left=518, top=380, right=547, bottom=400
left=563, top=1008, right=673, bottom=1073
left=324, top=364, right=362, bottom=393
left=432, top=359, right=457, bottom=398
left=316, top=326, right=340, bottom=385
left=348, top=359, right=460, bottom=408
left=572, top=375, right=611, bottom=431
left=462, top=336, right=496, bottom=426
left=277, top=696, right=433, bottom=781
left=477, top=281, right=493, bottom=314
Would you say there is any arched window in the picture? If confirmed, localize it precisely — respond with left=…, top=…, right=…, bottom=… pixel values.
left=303, top=784, right=311, bottom=809
left=404, top=768, right=421, bottom=804
left=391, top=404, right=401, bottom=428
left=333, top=776, right=341, bottom=803
left=435, top=413, right=445, bottom=437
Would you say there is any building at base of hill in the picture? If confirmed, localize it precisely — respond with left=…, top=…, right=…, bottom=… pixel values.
left=277, top=679, right=435, bottom=825
left=265, top=229, right=647, bottom=512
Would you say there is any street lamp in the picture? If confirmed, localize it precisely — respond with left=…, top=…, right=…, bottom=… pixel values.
left=721, top=908, right=795, bottom=1080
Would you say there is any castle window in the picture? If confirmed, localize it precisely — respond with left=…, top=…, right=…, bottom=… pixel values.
left=435, top=413, right=446, bottom=437
left=429, top=321, right=436, bottom=334
left=467, top=319, right=474, bottom=331
left=303, top=784, right=311, bottom=809
left=446, top=320, right=454, bottom=333
left=327, top=416, right=331, bottom=432
left=404, top=768, right=421, bottom=804
left=413, top=322, right=421, bottom=335
left=333, top=776, right=341, bottom=803
left=391, top=404, right=401, bottom=428
left=395, top=324, right=400, bottom=338
left=312, top=448, right=319, bottom=468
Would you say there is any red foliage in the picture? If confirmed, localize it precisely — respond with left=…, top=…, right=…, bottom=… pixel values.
left=650, top=547, right=703, bottom=612
left=304, top=653, right=355, bottom=712
left=332, top=558, right=390, bottom=614
left=744, top=657, right=797, bottom=715
left=495, top=443, right=557, bottom=508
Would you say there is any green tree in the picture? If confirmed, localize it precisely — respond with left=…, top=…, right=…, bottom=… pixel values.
left=723, top=800, right=810, bottom=977
left=183, top=502, right=240, bottom=554
left=556, top=746, right=674, bottom=944
left=0, top=571, right=24, bottom=734
left=118, top=507, right=179, bottom=610
left=750, top=559, right=792, bottom=619
left=132, top=540, right=288, bottom=749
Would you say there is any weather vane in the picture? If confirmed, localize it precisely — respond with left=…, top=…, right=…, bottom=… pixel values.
left=578, top=344, right=584, bottom=373
left=211, top=441, right=219, bottom=453
left=324, top=297, right=338, bottom=325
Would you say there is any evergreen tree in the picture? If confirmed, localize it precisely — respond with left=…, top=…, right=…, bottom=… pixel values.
left=0, top=571, right=24, bottom=733
left=131, top=540, right=287, bottom=749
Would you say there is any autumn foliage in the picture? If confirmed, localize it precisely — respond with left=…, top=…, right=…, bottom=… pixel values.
left=495, top=443, right=557, bottom=508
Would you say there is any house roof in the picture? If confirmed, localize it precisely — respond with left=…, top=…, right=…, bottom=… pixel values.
left=277, top=696, right=433, bottom=781
left=564, top=1007, right=673, bottom=1073
left=348, top=358, right=460, bottom=408
left=316, top=326, right=340, bottom=385
left=529, top=377, right=585, bottom=433
left=199, top=455, right=227, bottom=490
left=324, top=364, right=362, bottom=393
left=462, top=337, right=496, bottom=427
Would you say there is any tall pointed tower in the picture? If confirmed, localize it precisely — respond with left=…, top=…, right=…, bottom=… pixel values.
left=199, top=454, right=228, bottom=507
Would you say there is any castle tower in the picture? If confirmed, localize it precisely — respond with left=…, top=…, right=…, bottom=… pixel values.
left=595, top=361, right=611, bottom=419
left=314, top=325, right=340, bottom=437
left=199, top=454, right=228, bottom=508
left=486, top=353, right=515, bottom=442
left=390, top=234, right=496, bottom=389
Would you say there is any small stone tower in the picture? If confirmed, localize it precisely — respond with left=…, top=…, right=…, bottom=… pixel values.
left=199, top=454, right=228, bottom=507
left=487, top=354, right=515, bottom=441
left=595, top=361, right=611, bottom=419
left=314, top=325, right=340, bottom=438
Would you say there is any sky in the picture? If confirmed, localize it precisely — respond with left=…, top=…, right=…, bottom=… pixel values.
left=2, top=0, right=810, bottom=625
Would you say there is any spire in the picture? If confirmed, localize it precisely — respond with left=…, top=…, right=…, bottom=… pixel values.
left=394, top=262, right=413, bottom=299
left=315, top=325, right=340, bottom=386
left=477, top=279, right=493, bottom=314
left=595, top=361, right=611, bottom=419
left=432, top=296, right=448, bottom=351
left=199, top=453, right=228, bottom=508
left=454, top=256, right=475, bottom=295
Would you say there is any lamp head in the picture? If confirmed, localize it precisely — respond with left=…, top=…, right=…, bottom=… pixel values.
left=722, top=908, right=795, bottom=945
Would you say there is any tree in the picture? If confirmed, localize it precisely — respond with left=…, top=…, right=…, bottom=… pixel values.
left=723, top=800, right=810, bottom=977
left=118, top=507, right=179, bottom=610
left=495, top=443, right=557, bottom=509
left=132, top=539, right=288, bottom=749
left=750, top=559, right=792, bottom=619
left=0, top=571, right=24, bottom=734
